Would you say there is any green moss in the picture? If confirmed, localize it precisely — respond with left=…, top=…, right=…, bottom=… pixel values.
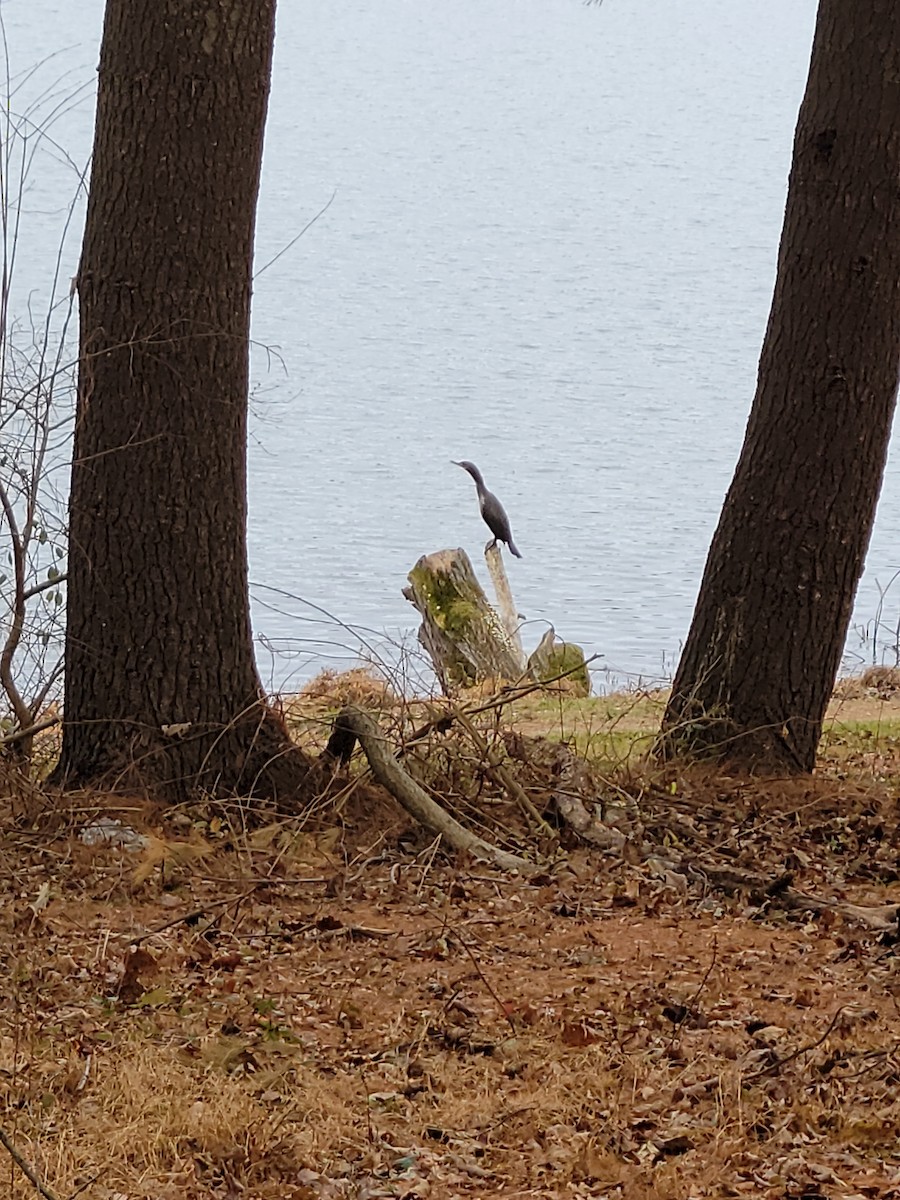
left=408, top=563, right=483, bottom=638
left=531, top=642, right=590, bottom=696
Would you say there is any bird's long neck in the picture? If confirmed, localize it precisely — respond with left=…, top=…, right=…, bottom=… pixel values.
left=464, top=463, right=485, bottom=489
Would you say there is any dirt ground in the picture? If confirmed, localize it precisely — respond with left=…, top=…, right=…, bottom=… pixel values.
left=0, top=682, right=899, bottom=1199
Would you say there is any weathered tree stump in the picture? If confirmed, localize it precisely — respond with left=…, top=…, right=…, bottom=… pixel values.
left=485, top=542, right=525, bottom=659
left=528, top=627, right=591, bottom=696
left=404, top=549, right=527, bottom=692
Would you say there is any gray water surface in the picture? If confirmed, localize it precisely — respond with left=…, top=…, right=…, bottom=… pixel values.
left=5, top=0, right=899, bottom=692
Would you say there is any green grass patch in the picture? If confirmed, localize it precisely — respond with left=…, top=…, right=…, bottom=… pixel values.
left=819, top=715, right=900, bottom=756
left=508, top=690, right=667, bottom=766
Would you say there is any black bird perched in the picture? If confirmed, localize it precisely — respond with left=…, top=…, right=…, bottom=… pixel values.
left=453, top=460, right=522, bottom=558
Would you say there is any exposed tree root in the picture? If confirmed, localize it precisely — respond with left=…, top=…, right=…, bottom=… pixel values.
left=326, top=706, right=535, bottom=874
left=50, top=703, right=318, bottom=808
left=548, top=749, right=900, bottom=935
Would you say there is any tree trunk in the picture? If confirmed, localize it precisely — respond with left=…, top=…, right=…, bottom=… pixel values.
left=55, top=0, right=311, bottom=799
left=661, top=0, right=900, bottom=773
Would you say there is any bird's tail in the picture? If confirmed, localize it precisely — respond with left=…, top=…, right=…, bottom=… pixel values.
left=508, top=541, right=523, bottom=559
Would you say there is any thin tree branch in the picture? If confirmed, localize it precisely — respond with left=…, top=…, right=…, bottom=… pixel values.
left=0, top=477, right=32, bottom=732
left=0, top=714, right=59, bottom=746
left=745, top=1007, right=846, bottom=1083
left=21, top=572, right=66, bottom=601
left=254, top=189, right=336, bottom=277
left=29, top=657, right=64, bottom=715
left=0, top=1125, right=61, bottom=1200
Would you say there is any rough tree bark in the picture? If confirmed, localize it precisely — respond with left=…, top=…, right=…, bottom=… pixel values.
left=404, top=549, right=527, bottom=691
left=661, top=0, right=900, bottom=772
left=55, top=0, right=312, bottom=799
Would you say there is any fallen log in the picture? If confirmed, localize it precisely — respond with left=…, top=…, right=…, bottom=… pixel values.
left=326, top=706, right=535, bottom=874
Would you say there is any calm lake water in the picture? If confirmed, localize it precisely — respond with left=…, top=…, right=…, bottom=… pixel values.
left=5, top=0, right=900, bottom=693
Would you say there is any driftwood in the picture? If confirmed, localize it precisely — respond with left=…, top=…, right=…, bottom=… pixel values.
left=659, top=852, right=899, bottom=933
left=404, top=549, right=526, bottom=691
left=327, top=706, right=534, bottom=874
left=552, top=789, right=629, bottom=854
left=554, top=787, right=898, bottom=933
left=323, top=702, right=897, bottom=935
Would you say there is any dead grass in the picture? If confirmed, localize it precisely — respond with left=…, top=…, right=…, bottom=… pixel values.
left=0, top=774, right=899, bottom=1198
left=2, top=672, right=900, bottom=1198
left=280, top=668, right=407, bottom=757
left=282, top=665, right=900, bottom=772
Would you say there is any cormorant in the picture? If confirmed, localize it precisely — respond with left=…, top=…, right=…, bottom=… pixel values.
left=453, top=460, right=522, bottom=558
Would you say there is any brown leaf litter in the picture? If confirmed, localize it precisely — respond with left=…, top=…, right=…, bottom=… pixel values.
left=0, top=680, right=899, bottom=1198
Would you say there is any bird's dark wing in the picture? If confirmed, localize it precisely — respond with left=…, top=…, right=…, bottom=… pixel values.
left=481, top=490, right=520, bottom=554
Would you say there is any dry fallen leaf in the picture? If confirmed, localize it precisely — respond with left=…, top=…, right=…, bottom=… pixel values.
left=561, top=1019, right=602, bottom=1047
left=119, top=946, right=158, bottom=1003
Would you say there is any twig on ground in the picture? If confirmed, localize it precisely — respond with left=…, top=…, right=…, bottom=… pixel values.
left=456, top=928, right=518, bottom=1034
left=745, top=1006, right=846, bottom=1082
left=669, top=935, right=717, bottom=1050
left=131, top=885, right=263, bottom=944
left=359, top=1065, right=376, bottom=1146
left=0, top=1126, right=60, bottom=1200
left=66, top=1168, right=106, bottom=1200
left=665, top=855, right=899, bottom=933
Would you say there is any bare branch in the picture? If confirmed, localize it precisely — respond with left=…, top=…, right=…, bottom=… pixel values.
left=21, top=572, right=66, bottom=601
left=0, top=1125, right=61, bottom=1200
left=0, top=713, right=59, bottom=746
